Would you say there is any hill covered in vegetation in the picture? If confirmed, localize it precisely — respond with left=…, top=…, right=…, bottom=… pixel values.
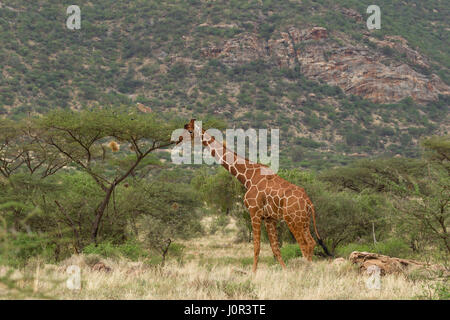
left=0, top=0, right=448, bottom=169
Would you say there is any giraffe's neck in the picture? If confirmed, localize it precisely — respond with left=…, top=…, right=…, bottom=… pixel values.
left=200, top=129, right=255, bottom=187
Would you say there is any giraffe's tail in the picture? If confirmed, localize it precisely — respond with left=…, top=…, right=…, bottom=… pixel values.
left=310, top=204, right=332, bottom=257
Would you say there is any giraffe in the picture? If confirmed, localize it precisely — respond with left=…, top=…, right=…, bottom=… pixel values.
left=178, top=119, right=331, bottom=272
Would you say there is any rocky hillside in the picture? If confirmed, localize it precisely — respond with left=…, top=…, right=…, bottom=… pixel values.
left=0, top=0, right=448, bottom=169
left=202, top=26, right=449, bottom=104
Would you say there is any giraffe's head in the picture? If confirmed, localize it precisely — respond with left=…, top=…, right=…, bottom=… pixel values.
left=184, top=118, right=196, bottom=136
left=175, top=119, right=197, bottom=145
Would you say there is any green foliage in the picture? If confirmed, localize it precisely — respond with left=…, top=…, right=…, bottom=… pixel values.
left=82, top=242, right=122, bottom=259
left=82, top=241, right=185, bottom=264
left=233, top=207, right=253, bottom=243
left=82, top=240, right=147, bottom=261
left=281, top=243, right=303, bottom=261
left=336, top=239, right=411, bottom=258
left=0, top=232, right=56, bottom=268
left=313, top=191, right=388, bottom=252
left=318, top=137, right=449, bottom=256
left=122, top=175, right=202, bottom=262
left=415, top=270, right=450, bottom=300
left=192, top=167, right=245, bottom=214
left=429, top=282, right=450, bottom=300
left=294, top=137, right=325, bottom=149
left=372, top=239, right=412, bottom=257
left=278, top=168, right=391, bottom=253
left=0, top=108, right=197, bottom=267
left=209, top=214, right=231, bottom=235
left=319, top=158, right=424, bottom=193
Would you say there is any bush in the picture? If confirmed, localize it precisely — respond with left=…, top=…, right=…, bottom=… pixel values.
left=431, top=282, right=450, bottom=300
left=336, top=239, right=411, bottom=258
left=0, top=233, right=56, bottom=267
left=143, top=242, right=185, bottom=266
left=372, top=239, right=411, bottom=257
left=281, top=243, right=302, bottom=261
left=294, top=137, right=324, bottom=148
left=116, top=241, right=148, bottom=261
left=83, top=242, right=120, bottom=258
left=335, top=243, right=372, bottom=258
left=209, top=214, right=230, bottom=234
left=168, top=242, right=185, bottom=259
left=82, top=240, right=147, bottom=261
left=381, top=46, right=395, bottom=56
left=345, top=131, right=367, bottom=146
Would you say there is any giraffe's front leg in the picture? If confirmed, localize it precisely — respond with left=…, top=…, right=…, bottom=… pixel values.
left=250, top=208, right=262, bottom=273
left=264, top=218, right=286, bottom=269
left=244, top=187, right=264, bottom=272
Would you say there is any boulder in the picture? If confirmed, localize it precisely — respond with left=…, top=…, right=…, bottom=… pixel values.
left=349, top=251, right=427, bottom=275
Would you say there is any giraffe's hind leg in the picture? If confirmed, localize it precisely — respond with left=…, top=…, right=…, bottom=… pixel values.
left=283, top=208, right=313, bottom=261
left=290, top=225, right=311, bottom=261
left=264, top=218, right=286, bottom=269
left=304, top=228, right=317, bottom=261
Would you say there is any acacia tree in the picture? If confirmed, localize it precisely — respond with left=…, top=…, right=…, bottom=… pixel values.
left=0, top=119, right=24, bottom=178
left=121, top=174, right=201, bottom=264
left=390, top=136, right=449, bottom=254
left=0, top=118, right=68, bottom=180
left=38, top=107, right=180, bottom=244
left=279, top=169, right=389, bottom=252
left=319, top=137, right=449, bottom=254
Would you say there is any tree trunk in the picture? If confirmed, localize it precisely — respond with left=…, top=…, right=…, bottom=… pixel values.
left=88, top=144, right=173, bottom=244
left=161, top=239, right=172, bottom=266
left=55, top=200, right=81, bottom=253
left=372, top=222, right=377, bottom=245
left=91, top=183, right=116, bottom=244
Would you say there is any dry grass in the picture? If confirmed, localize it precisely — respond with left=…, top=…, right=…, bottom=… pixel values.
left=1, top=228, right=436, bottom=300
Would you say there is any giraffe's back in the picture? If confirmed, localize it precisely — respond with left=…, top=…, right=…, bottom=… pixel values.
left=258, top=175, right=312, bottom=220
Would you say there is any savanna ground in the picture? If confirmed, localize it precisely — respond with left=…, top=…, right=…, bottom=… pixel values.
left=0, top=217, right=444, bottom=300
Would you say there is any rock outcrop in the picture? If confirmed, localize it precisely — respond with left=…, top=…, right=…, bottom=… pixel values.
left=294, top=38, right=449, bottom=104
left=201, top=33, right=267, bottom=64
left=349, top=251, right=431, bottom=275
left=201, top=27, right=449, bottom=104
left=368, top=35, right=430, bottom=69
left=340, top=8, right=363, bottom=22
